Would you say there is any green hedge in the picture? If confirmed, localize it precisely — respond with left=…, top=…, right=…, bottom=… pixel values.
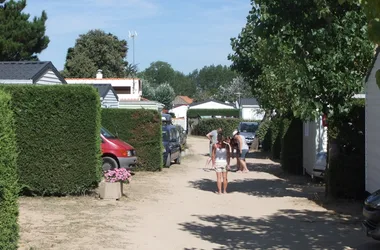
left=101, top=109, right=162, bottom=171
left=0, top=85, right=102, bottom=195
left=281, top=118, right=303, bottom=174
left=191, top=118, right=260, bottom=138
left=327, top=99, right=365, bottom=199
left=187, top=109, right=239, bottom=118
left=0, top=91, right=19, bottom=249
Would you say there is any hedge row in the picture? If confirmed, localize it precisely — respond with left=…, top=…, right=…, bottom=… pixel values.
left=257, top=115, right=303, bottom=174
left=101, top=109, right=162, bottom=171
left=327, top=99, right=365, bottom=199
left=0, top=90, right=19, bottom=249
left=187, top=109, right=239, bottom=118
left=191, top=118, right=260, bottom=138
left=0, top=85, right=102, bottom=195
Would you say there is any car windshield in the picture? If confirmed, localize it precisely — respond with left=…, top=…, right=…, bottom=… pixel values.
left=162, top=130, right=170, bottom=141
left=101, top=127, right=117, bottom=139
left=240, top=123, right=259, bottom=133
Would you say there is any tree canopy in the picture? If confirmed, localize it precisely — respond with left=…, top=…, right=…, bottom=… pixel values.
left=0, top=0, right=49, bottom=61
left=62, top=29, right=135, bottom=78
left=138, top=61, right=196, bottom=98
left=339, top=0, right=380, bottom=44
left=230, top=0, right=373, bottom=120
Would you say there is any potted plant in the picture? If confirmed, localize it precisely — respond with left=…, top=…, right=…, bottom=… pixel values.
left=99, top=168, right=132, bottom=200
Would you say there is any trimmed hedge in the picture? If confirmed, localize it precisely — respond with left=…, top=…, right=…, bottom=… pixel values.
left=191, top=118, right=260, bottom=138
left=281, top=118, right=303, bottom=174
left=187, top=109, right=239, bottom=118
left=0, top=91, right=19, bottom=249
left=0, top=85, right=102, bottom=195
left=101, top=109, right=162, bottom=171
left=327, top=99, right=365, bottom=199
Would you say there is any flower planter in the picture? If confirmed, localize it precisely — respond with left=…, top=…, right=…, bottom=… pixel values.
left=99, top=181, right=123, bottom=200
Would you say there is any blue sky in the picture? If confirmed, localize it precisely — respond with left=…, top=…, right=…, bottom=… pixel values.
left=25, top=0, right=251, bottom=74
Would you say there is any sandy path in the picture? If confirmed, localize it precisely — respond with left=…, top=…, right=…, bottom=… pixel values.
left=18, top=136, right=378, bottom=250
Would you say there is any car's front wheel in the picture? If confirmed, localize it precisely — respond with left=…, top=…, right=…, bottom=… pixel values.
left=165, top=153, right=171, bottom=167
left=102, top=157, right=118, bottom=171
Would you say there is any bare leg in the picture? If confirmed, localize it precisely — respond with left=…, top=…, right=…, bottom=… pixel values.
left=241, top=159, right=249, bottom=172
left=222, top=172, right=228, bottom=193
left=238, top=158, right=244, bottom=172
left=216, top=172, right=222, bottom=194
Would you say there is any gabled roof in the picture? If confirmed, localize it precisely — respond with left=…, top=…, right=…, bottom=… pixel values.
left=92, top=84, right=118, bottom=101
left=0, top=61, right=66, bottom=84
left=178, top=96, right=193, bottom=104
left=189, top=99, right=235, bottom=108
left=239, top=98, right=259, bottom=106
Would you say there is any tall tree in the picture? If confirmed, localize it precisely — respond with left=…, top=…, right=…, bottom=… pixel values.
left=339, top=0, right=380, bottom=44
left=214, top=77, right=253, bottom=103
left=138, top=61, right=175, bottom=86
left=0, top=0, right=49, bottom=61
left=153, top=83, right=175, bottom=109
left=62, top=29, right=133, bottom=78
left=230, top=0, right=373, bottom=120
left=188, top=65, right=238, bottom=101
left=139, top=61, right=196, bottom=97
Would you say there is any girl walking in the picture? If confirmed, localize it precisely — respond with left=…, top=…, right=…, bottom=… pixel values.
left=211, top=133, right=231, bottom=194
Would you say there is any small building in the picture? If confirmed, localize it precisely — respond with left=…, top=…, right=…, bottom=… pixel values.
left=0, top=61, right=66, bottom=84
left=189, top=99, right=235, bottom=110
left=238, top=98, right=264, bottom=121
left=119, top=98, right=164, bottom=112
left=365, top=48, right=380, bottom=194
left=172, top=95, right=193, bottom=108
left=66, top=69, right=141, bottom=101
left=92, top=84, right=119, bottom=108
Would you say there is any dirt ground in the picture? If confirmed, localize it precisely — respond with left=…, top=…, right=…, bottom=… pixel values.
left=18, top=136, right=380, bottom=250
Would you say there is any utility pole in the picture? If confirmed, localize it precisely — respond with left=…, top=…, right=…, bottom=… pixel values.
left=129, top=31, right=138, bottom=94
left=236, top=92, right=242, bottom=108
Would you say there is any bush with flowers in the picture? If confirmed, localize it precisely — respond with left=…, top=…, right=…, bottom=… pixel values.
left=104, top=168, right=132, bottom=184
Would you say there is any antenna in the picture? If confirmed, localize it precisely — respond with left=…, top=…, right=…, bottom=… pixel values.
left=128, top=31, right=137, bottom=66
left=128, top=31, right=138, bottom=94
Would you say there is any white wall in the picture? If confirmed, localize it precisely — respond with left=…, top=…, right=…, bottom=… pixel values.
left=36, top=70, right=63, bottom=85
left=241, top=106, right=264, bottom=120
left=303, top=117, right=328, bottom=177
left=169, top=105, right=188, bottom=118
left=189, top=101, right=234, bottom=110
left=366, top=53, right=380, bottom=193
left=66, top=78, right=141, bottom=100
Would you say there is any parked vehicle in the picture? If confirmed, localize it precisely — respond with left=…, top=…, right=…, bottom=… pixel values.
left=175, top=125, right=187, bottom=149
left=162, top=124, right=181, bottom=167
left=362, top=189, right=380, bottom=240
left=238, top=122, right=260, bottom=148
left=101, top=127, right=137, bottom=171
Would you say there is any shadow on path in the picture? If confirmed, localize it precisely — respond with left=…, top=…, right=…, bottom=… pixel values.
left=180, top=210, right=369, bottom=250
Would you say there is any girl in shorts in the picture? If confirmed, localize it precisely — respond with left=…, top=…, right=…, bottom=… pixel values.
left=211, top=133, right=231, bottom=194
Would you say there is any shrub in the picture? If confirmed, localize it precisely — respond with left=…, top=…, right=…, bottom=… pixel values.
left=281, top=118, right=303, bottom=174
left=0, top=85, right=102, bottom=195
left=187, top=109, right=239, bottom=118
left=327, top=99, right=365, bottom=199
left=101, top=109, right=162, bottom=171
left=0, top=91, right=19, bottom=249
left=192, top=118, right=260, bottom=138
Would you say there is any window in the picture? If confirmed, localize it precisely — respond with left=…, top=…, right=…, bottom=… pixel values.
left=113, top=86, right=131, bottom=94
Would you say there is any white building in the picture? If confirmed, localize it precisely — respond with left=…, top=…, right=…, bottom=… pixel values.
left=365, top=48, right=380, bottom=194
left=66, top=69, right=141, bottom=101
left=237, top=98, right=264, bottom=121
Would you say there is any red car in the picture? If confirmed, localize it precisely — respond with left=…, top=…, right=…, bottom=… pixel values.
left=100, top=127, right=137, bottom=171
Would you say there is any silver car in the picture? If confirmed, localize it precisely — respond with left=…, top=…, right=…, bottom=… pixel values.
left=238, top=122, right=259, bottom=146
